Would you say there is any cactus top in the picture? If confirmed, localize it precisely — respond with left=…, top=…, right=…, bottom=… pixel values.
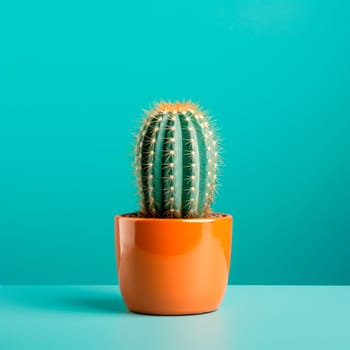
left=135, top=102, right=219, bottom=218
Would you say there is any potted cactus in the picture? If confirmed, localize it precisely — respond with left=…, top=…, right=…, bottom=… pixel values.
left=115, top=101, right=233, bottom=315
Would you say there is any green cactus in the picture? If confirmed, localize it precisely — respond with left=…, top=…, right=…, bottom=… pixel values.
left=134, top=101, right=219, bottom=218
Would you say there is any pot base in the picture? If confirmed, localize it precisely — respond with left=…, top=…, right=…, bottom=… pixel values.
left=128, top=307, right=218, bottom=316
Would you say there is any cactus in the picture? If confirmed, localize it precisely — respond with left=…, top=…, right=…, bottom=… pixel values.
left=134, top=101, right=219, bottom=218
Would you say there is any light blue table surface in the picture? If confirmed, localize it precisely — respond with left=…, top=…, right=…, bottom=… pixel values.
left=0, top=286, right=349, bottom=349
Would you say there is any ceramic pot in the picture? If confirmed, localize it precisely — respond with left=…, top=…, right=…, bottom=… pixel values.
left=115, top=214, right=232, bottom=315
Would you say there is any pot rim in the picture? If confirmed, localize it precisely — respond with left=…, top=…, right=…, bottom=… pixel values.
left=115, top=212, right=232, bottom=223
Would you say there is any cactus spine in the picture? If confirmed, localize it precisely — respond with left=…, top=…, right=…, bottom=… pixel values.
left=135, top=102, right=219, bottom=218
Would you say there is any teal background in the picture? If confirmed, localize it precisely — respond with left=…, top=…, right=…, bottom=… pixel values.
left=0, top=0, right=349, bottom=284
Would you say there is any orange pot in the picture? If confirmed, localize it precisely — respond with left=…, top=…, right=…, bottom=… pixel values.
left=114, top=214, right=233, bottom=315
